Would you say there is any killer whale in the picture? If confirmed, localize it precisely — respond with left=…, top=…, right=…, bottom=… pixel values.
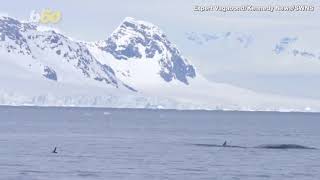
left=192, top=143, right=247, bottom=149
left=222, top=141, right=227, bottom=147
left=255, top=144, right=317, bottom=150
left=52, top=147, right=58, bottom=153
left=192, top=143, right=316, bottom=150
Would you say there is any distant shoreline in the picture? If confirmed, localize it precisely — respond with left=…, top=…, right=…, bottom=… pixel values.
left=0, top=104, right=318, bottom=114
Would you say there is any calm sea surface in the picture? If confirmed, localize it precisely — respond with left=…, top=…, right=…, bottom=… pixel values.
left=0, top=106, right=319, bottom=180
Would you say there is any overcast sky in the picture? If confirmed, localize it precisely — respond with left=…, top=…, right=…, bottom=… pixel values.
left=1, top=0, right=320, bottom=99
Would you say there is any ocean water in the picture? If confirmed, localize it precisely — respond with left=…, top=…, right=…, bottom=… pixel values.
left=0, top=106, right=319, bottom=180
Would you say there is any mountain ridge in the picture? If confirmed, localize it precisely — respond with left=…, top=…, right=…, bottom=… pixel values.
left=95, top=17, right=196, bottom=85
left=1, top=15, right=320, bottom=112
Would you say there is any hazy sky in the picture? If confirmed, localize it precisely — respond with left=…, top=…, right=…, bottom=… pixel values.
left=1, top=0, right=320, bottom=99
left=2, top=0, right=319, bottom=40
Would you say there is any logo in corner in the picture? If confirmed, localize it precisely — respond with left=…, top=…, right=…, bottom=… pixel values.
left=29, top=9, right=62, bottom=24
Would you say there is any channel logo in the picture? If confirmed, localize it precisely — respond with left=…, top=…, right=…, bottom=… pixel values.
left=29, top=9, right=62, bottom=24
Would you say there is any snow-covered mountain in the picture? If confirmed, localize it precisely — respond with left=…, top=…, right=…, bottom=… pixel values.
left=92, top=17, right=196, bottom=86
left=1, top=15, right=320, bottom=112
left=0, top=16, right=133, bottom=90
left=186, top=32, right=253, bottom=48
left=274, top=37, right=320, bottom=60
left=186, top=31, right=320, bottom=66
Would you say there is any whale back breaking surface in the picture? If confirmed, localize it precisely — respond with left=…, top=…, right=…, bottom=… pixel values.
left=256, top=144, right=317, bottom=150
left=192, top=143, right=317, bottom=150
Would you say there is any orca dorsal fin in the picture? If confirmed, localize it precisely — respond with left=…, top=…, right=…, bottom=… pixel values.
left=52, top=147, right=57, bottom=153
left=223, top=141, right=227, bottom=146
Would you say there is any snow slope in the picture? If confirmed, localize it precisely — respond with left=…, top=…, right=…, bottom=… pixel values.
left=1, top=15, right=320, bottom=112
